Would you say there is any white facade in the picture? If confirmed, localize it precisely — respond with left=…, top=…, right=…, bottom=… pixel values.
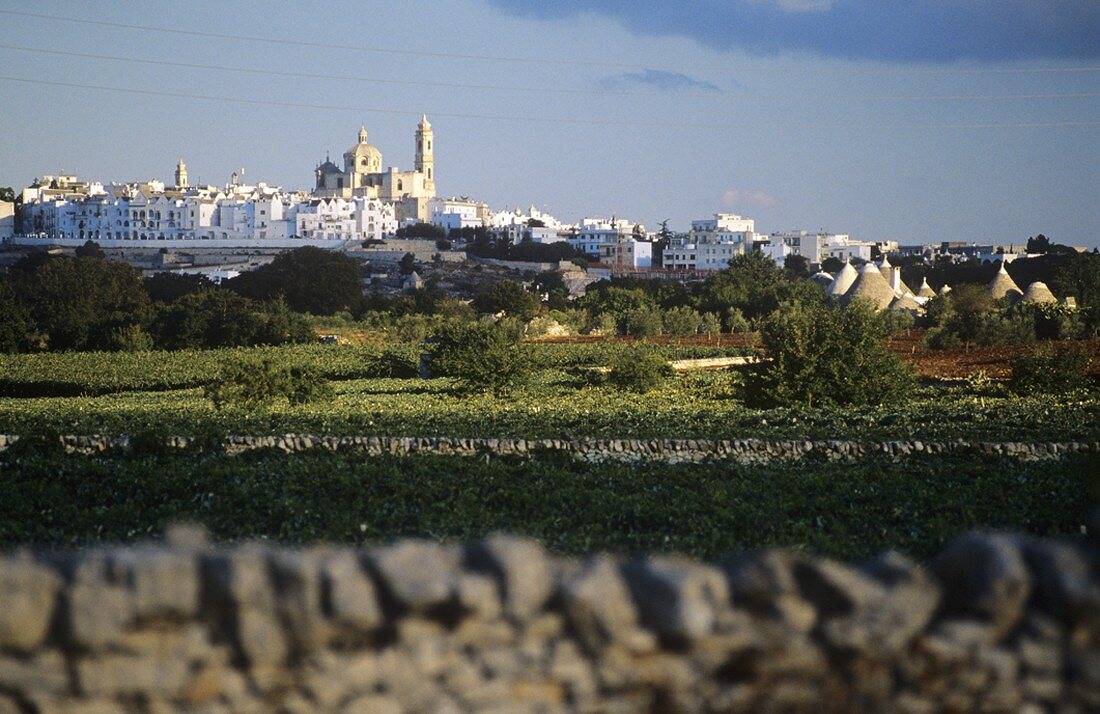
left=0, top=201, right=13, bottom=240
left=564, top=218, right=651, bottom=268
left=663, top=213, right=761, bottom=270
left=17, top=171, right=397, bottom=246
left=430, top=198, right=486, bottom=233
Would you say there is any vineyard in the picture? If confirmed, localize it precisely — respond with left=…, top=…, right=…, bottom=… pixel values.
left=0, top=448, right=1088, bottom=559
left=2, top=349, right=1100, bottom=440
left=0, top=342, right=741, bottom=396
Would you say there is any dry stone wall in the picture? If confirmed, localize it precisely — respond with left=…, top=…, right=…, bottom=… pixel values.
left=0, top=434, right=1095, bottom=463
left=1, top=528, right=1098, bottom=712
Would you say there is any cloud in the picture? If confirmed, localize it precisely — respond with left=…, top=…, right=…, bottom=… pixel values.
left=720, top=188, right=781, bottom=209
left=487, top=1, right=1100, bottom=62
left=599, top=69, right=720, bottom=93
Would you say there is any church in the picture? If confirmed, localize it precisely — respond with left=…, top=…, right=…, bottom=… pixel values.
left=314, top=116, right=436, bottom=223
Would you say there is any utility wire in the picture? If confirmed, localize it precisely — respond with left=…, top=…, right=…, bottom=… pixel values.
left=2, top=8, right=1099, bottom=76
left=2, top=75, right=1098, bottom=129
left=2, top=44, right=1098, bottom=102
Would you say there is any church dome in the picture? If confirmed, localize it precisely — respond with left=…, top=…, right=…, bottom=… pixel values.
left=344, top=126, right=382, bottom=171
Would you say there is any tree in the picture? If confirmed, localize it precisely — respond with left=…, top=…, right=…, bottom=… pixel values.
left=663, top=306, right=703, bottom=338
left=607, top=349, right=672, bottom=393
left=0, top=187, right=14, bottom=203
left=0, top=280, right=34, bottom=353
left=227, top=247, right=363, bottom=315
left=821, top=256, right=845, bottom=275
left=9, top=254, right=151, bottom=351
left=396, top=223, right=445, bottom=239
left=144, top=272, right=215, bottom=304
left=428, top=321, right=532, bottom=395
left=474, top=280, right=540, bottom=320
left=746, top=300, right=915, bottom=408
left=153, top=290, right=311, bottom=349
left=1026, top=234, right=1051, bottom=254
left=75, top=240, right=105, bottom=259
left=783, top=254, right=811, bottom=279
left=398, top=252, right=418, bottom=275
left=205, top=358, right=332, bottom=410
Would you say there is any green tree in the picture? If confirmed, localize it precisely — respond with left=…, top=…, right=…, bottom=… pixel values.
left=607, top=349, right=672, bottom=393
left=663, top=306, right=703, bottom=338
left=622, top=306, right=663, bottom=338
left=783, top=254, right=811, bottom=279
left=205, top=358, right=333, bottom=410
left=398, top=252, right=418, bottom=275
left=0, top=187, right=15, bottom=203
left=1009, top=344, right=1092, bottom=395
left=227, top=247, right=363, bottom=315
left=10, top=254, right=151, bottom=351
left=474, top=279, right=540, bottom=320
left=153, top=290, right=311, bottom=349
left=0, top=280, right=35, bottom=353
left=747, top=300, right=915, bottom=408
left=428, top=321, right=532, bottom=395
left=144, top=272, right=215, bottom=304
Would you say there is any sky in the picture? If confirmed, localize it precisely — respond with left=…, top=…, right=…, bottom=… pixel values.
left=0, top=0, right=1097, bottom=247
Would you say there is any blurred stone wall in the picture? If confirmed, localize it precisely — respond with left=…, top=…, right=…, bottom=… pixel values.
left=0, top=528, right=1097, bottom=712
left=1, top=433, right=1095, bottom=463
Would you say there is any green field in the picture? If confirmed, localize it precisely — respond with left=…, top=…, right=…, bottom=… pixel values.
left=0, top=343, right=1097, bottom=441
left=0, top=447, right=1089, bottom=560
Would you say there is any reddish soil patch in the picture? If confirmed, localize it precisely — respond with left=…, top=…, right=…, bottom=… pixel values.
left=889, top=329, right=1100, bottom=380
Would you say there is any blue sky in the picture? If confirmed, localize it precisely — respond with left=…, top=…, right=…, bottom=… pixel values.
left=0, top=0, right=1097, bottom=247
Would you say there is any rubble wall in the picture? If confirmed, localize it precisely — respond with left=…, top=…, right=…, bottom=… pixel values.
left=0, top=433, right=1095, bottom=463
left=1, top=529, right=1097, bottom=712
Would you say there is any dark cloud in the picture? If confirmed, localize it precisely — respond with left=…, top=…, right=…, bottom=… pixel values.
left=599, top=69, right=721, bottom=93
left=488, top=1, right=1100, bottom=63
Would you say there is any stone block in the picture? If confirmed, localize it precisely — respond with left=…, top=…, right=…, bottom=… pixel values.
left=321, top=550, right=382, bottom=632
left=560, top=554, right=638, bottom=650
left=368, top=540, right=460, bottom=613
left=933, top=532, right=1031, bottom=638
left=623, top=556, right=729, bottom=640
left=0, top=556, right=61, bottom=652
left=466, top=535, right=554, bottom=621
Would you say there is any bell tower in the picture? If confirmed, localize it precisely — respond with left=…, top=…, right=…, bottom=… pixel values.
left=174, top=158, right=188, bottom=189
left=415, top=115, right=434, bottom=193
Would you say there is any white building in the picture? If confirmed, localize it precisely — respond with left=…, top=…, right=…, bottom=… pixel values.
left=16, top=166, right=396, bottom=247
left=663, top=214, right=761, bottom=270
left=430, top=198, right=488, bottom=233
left=0, top=200, right=13, bottom=240
left=565, top=218, right=651, bottom=268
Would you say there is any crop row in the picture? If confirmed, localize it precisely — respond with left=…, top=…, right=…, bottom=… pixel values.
left=0, top=342, right=739, bottom=396
left=0, top=448, right=1087, bottom=559
left=0, top=372, right=1096, bottom=443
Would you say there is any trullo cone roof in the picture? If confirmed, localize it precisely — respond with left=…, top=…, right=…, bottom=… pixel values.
left=1020, top=281, right=1057, bottom=304
left=827, top=261, right=858, bottom=297
left=843, top=262, right=896, bottom=310
left=987, top=265, right=1022, bottom=301
left=916, top=278, right=936, bottom=298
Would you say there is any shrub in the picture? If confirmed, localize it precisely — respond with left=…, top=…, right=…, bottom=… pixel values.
left=205, top=358, right=333, bottom=410
left=1009, top=345, right=1092, bottom=395
left=428, top=321, right=532, bottom=395
left=747, top=301, right=915, bottom=408
left=607, top=350, right=672, bottom=393
left=107, top=323, right=154, bottom=352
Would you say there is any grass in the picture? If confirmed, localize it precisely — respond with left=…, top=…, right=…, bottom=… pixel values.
left=0, top=447, right=1089, bottom=561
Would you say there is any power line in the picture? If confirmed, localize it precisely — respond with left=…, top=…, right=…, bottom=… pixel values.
left=2, top=44, right=1099, bottom=102
left=2, top=75, right=1098, bottom=130
left=2, top=8, right=1099, bottom=76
